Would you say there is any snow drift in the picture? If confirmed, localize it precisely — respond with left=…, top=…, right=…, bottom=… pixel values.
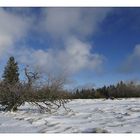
left=0, top=99, right=140, bottom=133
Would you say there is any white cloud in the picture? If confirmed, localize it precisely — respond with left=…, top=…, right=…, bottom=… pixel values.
left=0, top=8, right=30, bottom=58
left=16, top=37, right=104, bottom=76
left=62, top=37, right=104, bottom=74
left=0, top=8, right=111, bottom=77
left=23, top=8, right=109, bottom=75
left=121, top=44, right=140, bottom=73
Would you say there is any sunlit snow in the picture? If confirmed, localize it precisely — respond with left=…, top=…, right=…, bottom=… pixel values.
left=0, top=99, right=140, bottom=133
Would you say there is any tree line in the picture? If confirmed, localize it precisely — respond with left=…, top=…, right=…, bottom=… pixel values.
left=0, top=56, right=140, bottom=112
left=70, top=81, right=140, bottom=99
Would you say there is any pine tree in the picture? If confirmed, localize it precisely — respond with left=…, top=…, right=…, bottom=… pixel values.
left=0, top=56, right=21, bottom=111
left=2, top=56, right=19, bottom=84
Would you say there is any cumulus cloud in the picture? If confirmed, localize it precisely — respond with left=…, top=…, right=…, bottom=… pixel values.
left=0, top=8, right=111, bottom=77
left=21, top=8, right=110, bottom=75
left=121, top=44, right=140, bottom=73
left=0, top=8, right=30, bottom=58
left=16, top=37, right=104, bottom=76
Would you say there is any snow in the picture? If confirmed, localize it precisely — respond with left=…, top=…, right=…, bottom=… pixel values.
left=0, top=98, right=140, bottom=133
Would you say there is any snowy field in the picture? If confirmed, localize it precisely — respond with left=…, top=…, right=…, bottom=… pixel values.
left=0, top=99, right=140, bottom=133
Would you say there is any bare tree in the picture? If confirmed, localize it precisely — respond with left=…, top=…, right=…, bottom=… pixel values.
left=0, top=65, right=71, bottom=112
left=23, top=67, right=71, bottom=113
left=24, top=66, right=40, bottom=88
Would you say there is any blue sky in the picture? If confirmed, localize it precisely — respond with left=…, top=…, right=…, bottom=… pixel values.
left=0, top=8, right=140, bottom=89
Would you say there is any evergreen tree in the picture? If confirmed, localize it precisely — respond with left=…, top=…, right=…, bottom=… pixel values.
left=2, top=56, right=19, bottom=84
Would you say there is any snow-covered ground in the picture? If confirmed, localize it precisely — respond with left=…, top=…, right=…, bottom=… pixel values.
left=0, top=99, right=140, bottom=133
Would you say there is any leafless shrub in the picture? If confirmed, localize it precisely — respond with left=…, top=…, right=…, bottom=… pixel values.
left=23, top=68, right=71, bottom=113
left=0, top=65, right=71, bottom=112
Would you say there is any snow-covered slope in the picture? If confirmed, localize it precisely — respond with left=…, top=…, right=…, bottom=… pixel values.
left=0, top=99, right=140, bottom=133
